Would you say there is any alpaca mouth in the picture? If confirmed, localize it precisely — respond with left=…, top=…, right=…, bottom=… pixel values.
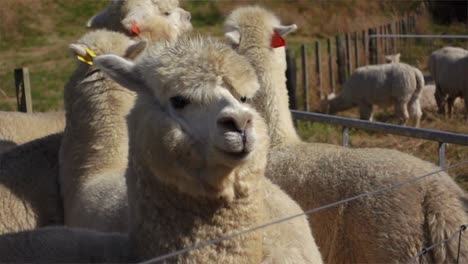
left=216, top=146, right=251, bottom=160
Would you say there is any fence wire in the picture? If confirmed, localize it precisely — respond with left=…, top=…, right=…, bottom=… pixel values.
left=139, top=160, right=468, bottom=264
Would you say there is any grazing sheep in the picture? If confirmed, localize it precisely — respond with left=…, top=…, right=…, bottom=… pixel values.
left=87, top=0, right=191, bottom=38
left=224, top=6, right=468, bottom=263
left=321, top=63, right=425, bottom=127
left=0, top=111, right=65, bottom=153
left=428, top=46, right=468, bottom=118
left=0, top=35, right=322, bottom=264
left=0, top=133, right=63, bottom=234
left=59, top=30, right=147, bottom=232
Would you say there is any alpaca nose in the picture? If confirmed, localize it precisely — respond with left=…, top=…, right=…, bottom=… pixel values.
left=217, top=112, right=253, bottom=133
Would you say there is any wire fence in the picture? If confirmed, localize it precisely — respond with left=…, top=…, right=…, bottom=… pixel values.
left=138, top=160, right=468, bottom=264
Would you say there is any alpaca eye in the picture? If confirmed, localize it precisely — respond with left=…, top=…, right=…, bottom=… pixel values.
left=240, top=96, right=247, bottom=103
left=164, top=12, right=171, bottom=16
left=170, top=96, right=189, bottom=109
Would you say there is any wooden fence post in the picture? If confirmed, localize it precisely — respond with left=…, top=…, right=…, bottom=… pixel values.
left=14, top=68, right=33, bottom=113
left=336, top=34, right=346, bottom=85
left=345, top=33, right=352, bottom=77
left=315, top=41, right=322, bottom=100
left=368, top=28, right=378, bottom=65
left=362, top=30, right=367, bottom=66
left=285, top=48, right=297, bottom=110
left=301, top=44, right=309, bottom=112
left=327, top=38, right=335, bottom=94
left=388, top=23, right=395, bottom=54
left=354, top=32, right=359, bottom=69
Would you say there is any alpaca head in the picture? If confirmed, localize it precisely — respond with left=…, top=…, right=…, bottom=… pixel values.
left=87, top=0, right=191, bottom=38
left=95, top=36, right=268, bottom=201
left=224, top=6, right=297, bottom=53
left=68, top=30, right=147, bottom=66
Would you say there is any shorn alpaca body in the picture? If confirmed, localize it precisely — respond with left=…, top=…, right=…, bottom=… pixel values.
left=0, top=133, right=63, bottom=234
left=97, top=35, right=322, bottom=263
left=428, top=46, right=468, bottom=119
left=224, top=6, right=467, bottom=263
left=0, top=111, right=65, bottom=153
left=0, top=36, right=322, bottom=264
left=324, top=63, right=424, bottom=127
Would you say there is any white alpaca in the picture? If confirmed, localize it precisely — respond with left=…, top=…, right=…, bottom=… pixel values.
left=384, top=52, right=401, bottom=63
left=0, top=133, right=63, bottom=234
left=0, top=36, right=322, bottom=264
left=428, top=46, right=468, bottom=118
left=0, top=0, right=191, bottom=149
left=224, top=6, right=468, bottom=263
left=321, top=63, right=424, bottom=127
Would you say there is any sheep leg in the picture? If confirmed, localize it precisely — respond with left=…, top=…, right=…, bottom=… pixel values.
left=447, top=96, right=455, bottom=119
left=408, top=98, right=422, bottom=128
left=394, top=100, right=409, bottom=126
left=358, top=104, right=373, bottom=121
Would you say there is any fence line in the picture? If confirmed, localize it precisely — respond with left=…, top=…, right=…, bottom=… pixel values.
left=138, top=160, right=468, bottom=264
left=370, top=34, right=468, bottom=39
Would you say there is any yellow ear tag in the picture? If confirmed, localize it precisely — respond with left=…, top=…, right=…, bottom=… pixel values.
left=77, top=48, right=97, bottom=65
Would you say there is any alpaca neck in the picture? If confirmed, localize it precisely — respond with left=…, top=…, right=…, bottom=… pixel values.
left=127, top=161, right=264, bottom=263
left=61, top=67, right=135, bottom=184
left=328, top=93, right=355, bottom=114
left=243, top=47, right=300, bottom=147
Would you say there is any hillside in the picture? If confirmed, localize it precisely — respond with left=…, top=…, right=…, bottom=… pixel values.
left=0, top=0, right=467, bottom=190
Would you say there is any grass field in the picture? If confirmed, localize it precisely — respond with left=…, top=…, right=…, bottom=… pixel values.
left=0, top=0, right=467, bottom=190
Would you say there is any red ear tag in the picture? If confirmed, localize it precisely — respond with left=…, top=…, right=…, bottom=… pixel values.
left=131, top=21, right=140, bottom=35
left=271, top=30, right=286, bottom=48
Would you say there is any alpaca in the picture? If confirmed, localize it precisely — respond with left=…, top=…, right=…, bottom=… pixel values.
left=0, top=133, right=63, bottom=234
left=0, top=0, right=192, bottom=149
left=224, top=6, right=468, bottom=263
left=0, top=35, right=322, bottom=264
left=59, top=30, right=147, bottom=232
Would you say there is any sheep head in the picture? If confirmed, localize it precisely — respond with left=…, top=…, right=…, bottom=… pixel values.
left=385, top=53, right=401, bottom=63
left=87, top=0, right=191, bottom=39
left=94, top=36, right=269, bottom=202
left=224, top=6, right=297, bottom=52
left=68, top=30, right=147, bottom=66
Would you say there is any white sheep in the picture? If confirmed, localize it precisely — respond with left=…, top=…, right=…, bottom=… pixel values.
left=0, top=133, right=63, bottom=234
left=321, top=62, right=425, bottom=127
left=0, top=35, right=322, bottom=264
left=224, top=6, right=468, bottom=263
left=428, top=46, right=468, bottom=118
left=0, top=111, right=65, bottom=154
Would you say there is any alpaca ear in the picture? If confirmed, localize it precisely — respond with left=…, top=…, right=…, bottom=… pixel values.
left=225, top=30, right=240, bottom=46
left=94, top=54, right=146, bottom=93
left=274, top=24, right=298, bottom=37
left=124, top=40, right=147, bottom=59
left=68, top=44, right=87, bottom=57
left=396, top=53, right=401, bottom=60
left=86, top=8, right=112, bottom=28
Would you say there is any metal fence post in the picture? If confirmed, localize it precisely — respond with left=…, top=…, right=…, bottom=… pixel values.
left=342, top=126, right=349, bottom=147
left=336, top=34, right=346, bottom=85
left=438, top=142, right=446, bottom=169
left=14, top=67, right=33, bottom=113
left=368, top=28, right=378, bottom=65
left=354, top=32, right=359, bottom=69
left=346, top=33, right=352, bottom=77
left=301, top=44, right=309, bottom=112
